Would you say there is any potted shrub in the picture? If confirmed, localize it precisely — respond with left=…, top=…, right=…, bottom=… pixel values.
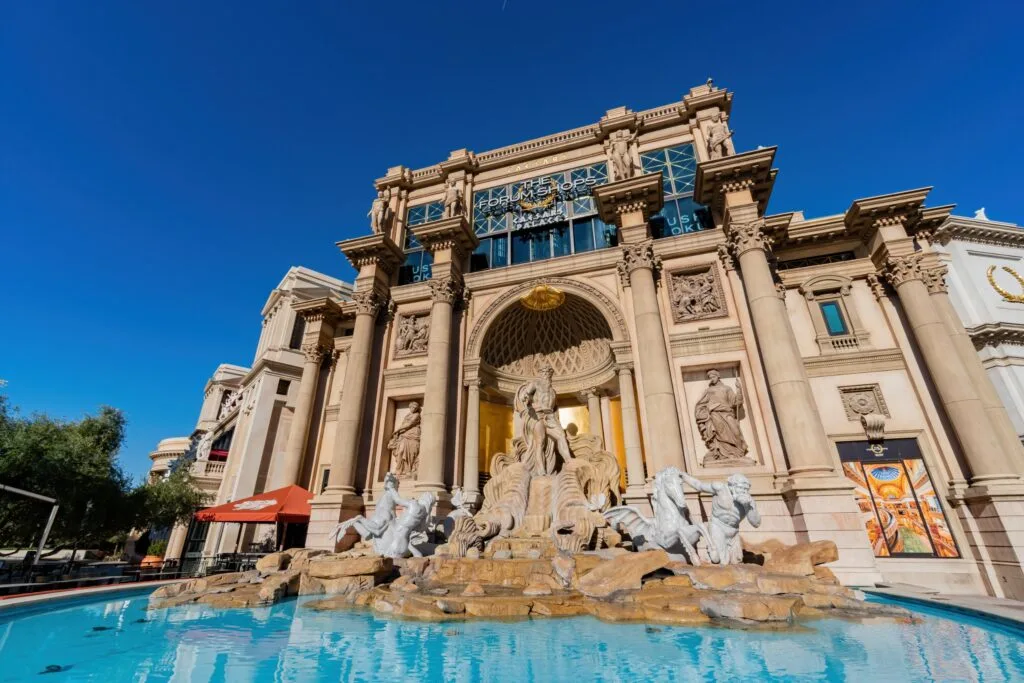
left=141, top=539, right=168, bottom=567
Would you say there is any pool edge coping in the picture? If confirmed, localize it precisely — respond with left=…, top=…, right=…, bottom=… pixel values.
left=0, top=579, right=181, bottom=612
left=863, top=587, right=1024, bottom=630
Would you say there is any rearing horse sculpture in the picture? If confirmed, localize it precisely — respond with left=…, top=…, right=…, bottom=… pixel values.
left=603, top=467, right=712, bottom=565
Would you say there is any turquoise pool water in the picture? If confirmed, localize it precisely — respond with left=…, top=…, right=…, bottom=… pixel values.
left=1, top=588, right=1022, bottom=682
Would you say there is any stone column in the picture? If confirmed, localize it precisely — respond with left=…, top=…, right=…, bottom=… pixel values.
left=269, top=341, right=326, bottom=489
left=924, top=263, right=1024, bottom=472
left=416, top=276, right=461, bottom=495
left=618, top=240, right=687, bottom=471
left=411, top=216, right=477, bottom=503
left=617, top=365, right=646, bottom=493
left=462, top=379, right=481, bottom=500
left=581, top=388, right=604, bottom=446
left=884, top=254, right=1013, bottom=482
left=727, top=217, right=835, bottom=477
left=326, top=290, right=383, bottom=496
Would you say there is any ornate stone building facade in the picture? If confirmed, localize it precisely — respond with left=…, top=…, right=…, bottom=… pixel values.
left=185, top=83, right=1023, bottom=598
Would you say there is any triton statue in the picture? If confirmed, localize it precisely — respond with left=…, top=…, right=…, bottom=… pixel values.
left=331, top=472, right=405, bottom=546
left=680, top=471, right=760, bottom=565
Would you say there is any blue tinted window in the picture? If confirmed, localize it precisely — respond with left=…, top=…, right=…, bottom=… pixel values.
left=511, top=232, right=531, bottom=265
left=552, top=224, right=571, bottom=258
left=492, top=235, right=508, bottom=268
left=470, top=238, right=492, bottom=272
left=531, top=228, right=551, bottom=262
left=596, top=219, right=617, bottom=248
left=820, top=301, right=849, bottom=336
left=398, top=251, right=432, bottom=285
left=573, top=218, right=595, bottom=253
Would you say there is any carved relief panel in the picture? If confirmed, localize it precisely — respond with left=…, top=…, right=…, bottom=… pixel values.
left=667, top=265, right=727, bottom=324
left=394, top=313, right=430, bottom=358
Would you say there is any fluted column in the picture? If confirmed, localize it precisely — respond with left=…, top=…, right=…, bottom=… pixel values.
left=581, top=389, right=604, bottom=446
left=619, top=240, right=687, bottom=471
left=617, top=365, right=646, bottom=491
left=270, top=342, right=326, bottom=489
left=728, top=218, right=835, bottom=477
left=462, top=379, right=481, bottom=499
left=325, top=290, right=383, bottom=496
left=417, top=276, right=461, bottom=495
left=923, top=264, right=1024, bottom=472
left=885, top=254, right=1015, bottom=483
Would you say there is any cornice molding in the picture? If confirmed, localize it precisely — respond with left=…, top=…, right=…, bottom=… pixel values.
left=382, top=364, right=428, bottom=391
left=968, top=322, right=1024, bottom=350
left=693, top=147, right=777, bottom=216
left=802, top=348, right=905, bottom=378
left=668, top=327, right=745, bottom=357
left=336, top=233, right=405, bottom=275
left=934, top=217, right=1024, bottom=248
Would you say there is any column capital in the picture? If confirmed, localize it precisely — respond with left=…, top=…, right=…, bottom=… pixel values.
left=694, top=147, right=777, bottom=218
left=865, top=274, right=887, bottom=300
left=716, top=244, right=736, bottom=272
left=616, top=240, right=661, bottom=285
left=352, top=288, right=388, bottom=317
left=882, top=253, right=926, bottom=288
left=300, top=342, right=330, bottom=363
left=726, top=218, right=773, bottom=257
left=616, top=363, right=634, bottom=375
left=428, top=275, right=464, bottom=305
left=578, top=388, right=603, bottom=402
left=922, top=264, right=949, bottom=294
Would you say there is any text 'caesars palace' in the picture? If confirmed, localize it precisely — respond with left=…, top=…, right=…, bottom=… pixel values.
left=151, top=81, right=1024, bottom=599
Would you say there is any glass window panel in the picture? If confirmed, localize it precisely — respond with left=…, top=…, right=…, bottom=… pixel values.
left=407, top=205, right=426, bottom=227
left=676, top=196, right=712, bottom=233
left=595, top=218, right=617, bottom=249
left=404, top=229, right=421, bottom=250
left=470, top=238, right=492, bottom=272
left=532, top=228, right=552, bottom=261
left=572, top=197, right=595, bottom=217
left=573, top=218, right=595, bottom=253
left=640, top=150, right=666, bottom=174
left=819, top=301, right=849, bottom=336
left=426, top=201, right=444, bottom=222
left=590, top=162, right=608, bottom=183
left=492, top=234, right=508, bottom=267
left=491, top=215, right=508, bottom=234
left=552, top=224, right=571, bottom=258
left=511, top=231, right=531, bottom=265
left=662, top=199, right=682, bottom=237
left=397, top=251, right=418, bottom=286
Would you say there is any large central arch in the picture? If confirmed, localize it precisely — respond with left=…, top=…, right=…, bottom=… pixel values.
left=467, top=277, right=630, bottom=395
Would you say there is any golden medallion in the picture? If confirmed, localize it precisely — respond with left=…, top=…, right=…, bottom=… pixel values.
left=986, top=265, right=1024, bottom=303
left=520, top=284, right=565, bottom=311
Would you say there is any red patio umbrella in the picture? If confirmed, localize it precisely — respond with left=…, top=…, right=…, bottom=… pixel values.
left=194, top=485, right=312, bottom=524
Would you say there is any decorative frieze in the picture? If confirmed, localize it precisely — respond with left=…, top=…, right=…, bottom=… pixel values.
left=667, top=265, right=727, bottom=323
left=394, top=313, right=430, bottom=358
left=839, top=384, right=891, bottom=421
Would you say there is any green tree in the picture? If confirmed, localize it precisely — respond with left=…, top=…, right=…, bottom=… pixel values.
left=136, top=467, right=210, bottom=530
left=0, top=398, right=136, bottom=550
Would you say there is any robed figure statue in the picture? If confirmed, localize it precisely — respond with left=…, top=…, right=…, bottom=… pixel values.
left=694, top=369, right=748, bottom=463
left=513, top=364, right=572, bottom=476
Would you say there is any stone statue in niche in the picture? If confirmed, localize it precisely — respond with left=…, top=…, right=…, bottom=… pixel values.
left=706, top=112, right=734, bottom=160
left=442, top=179, right=464, bottom=218
left=388, top=402, right=421, bottom=477
left=695, top=369, right=751, bottom=465
left=395, top=314, right=430, bottom=357
left=669, top=268, right=725, bottom=323
left=368, top=187, right=392, bottom=234
left=604, top=130, right=636, bottom=181
left=680, top=471, right=760, bottom=565
left=195, top=430, right=215, bottom=461
left=514, top=364, right=573, bottom=476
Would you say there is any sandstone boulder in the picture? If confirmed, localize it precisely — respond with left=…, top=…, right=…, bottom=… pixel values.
left=462, top=582, right=486, bottom=597
left=699, top=594, right=801, bottom=622
left=463, top=599, right=531, bottom=618
left=674, top=564, right=762, bottom=590
left=299, top=573, right=376, bottom=596
left=390, top=575, right=420, bottom=593
left=764, top=540, right=838, bottom=576
left=206, top=572, right=246, bottom=587
left=308, top=556, right=392, bottom=579
left=577, top=550, right=669, bottom=598
left=151, top=582, right=187, bottom=599
left=285, top=548, right=328, bottom=573
left=256, top=552, right=290, bottom=575
left=754, top=574, right=814, bottom=595
left=257, top=570, right=301, bottom=603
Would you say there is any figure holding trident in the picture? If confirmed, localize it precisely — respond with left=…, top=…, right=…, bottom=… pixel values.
left=331, top=472, right=409, bottom=546
left=514, top=364, right=572, bottom=476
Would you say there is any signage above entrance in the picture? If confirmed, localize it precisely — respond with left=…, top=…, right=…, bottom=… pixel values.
left=474, top=163, right=609, bottom=233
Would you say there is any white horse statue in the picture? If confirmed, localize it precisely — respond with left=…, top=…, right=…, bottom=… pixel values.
left=603, top=467, right=712, bottom=565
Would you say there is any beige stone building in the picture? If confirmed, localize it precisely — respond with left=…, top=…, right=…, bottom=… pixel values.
left=162, top=83, right=1024, bottom=598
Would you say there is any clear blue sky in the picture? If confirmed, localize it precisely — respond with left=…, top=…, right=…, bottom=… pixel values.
left=2, top=1, right=1021, bottom=481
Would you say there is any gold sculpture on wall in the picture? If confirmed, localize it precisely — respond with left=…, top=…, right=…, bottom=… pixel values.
left=986, top=265, right=1024, bottom=303
left=520, top=283, right=565, bottom=311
